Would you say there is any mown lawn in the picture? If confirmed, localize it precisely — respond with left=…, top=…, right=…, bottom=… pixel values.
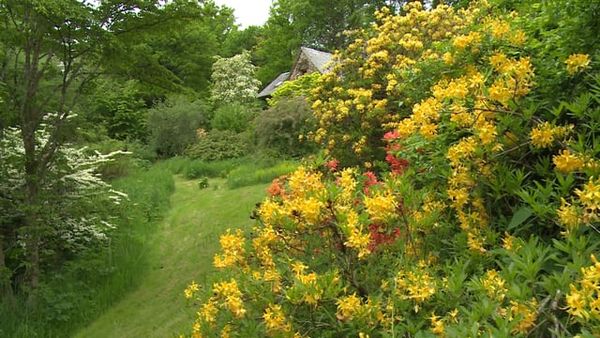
left=75, top=177, right=268, bottom=338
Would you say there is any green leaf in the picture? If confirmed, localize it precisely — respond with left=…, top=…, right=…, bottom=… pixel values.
left=508, top=207, right=533, bottom=230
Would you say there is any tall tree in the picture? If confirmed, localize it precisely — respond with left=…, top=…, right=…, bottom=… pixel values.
left=0, top=0, right=202, bottom=295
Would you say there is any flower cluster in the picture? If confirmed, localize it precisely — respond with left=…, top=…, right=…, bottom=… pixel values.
left=530, top=122, right=572, bottom=148
left=565, top=53, right=591, bottom=75
left=213, top=229, right=245, bottom=268
left=566, top=255, right=600, bottom=321
left=557, top=176, right=600, bottom=235
left=309, top=1, right=483, bottom=164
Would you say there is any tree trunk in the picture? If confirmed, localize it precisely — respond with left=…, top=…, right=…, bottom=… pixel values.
left=22, top=119, right=41, bottom=295
left=20, top=5, right=43, bottom=295
left=0, top=235, right=8, bottom=291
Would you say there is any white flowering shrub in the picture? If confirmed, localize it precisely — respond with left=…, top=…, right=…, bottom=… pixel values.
left=210, top=51, right=262, bottom=104
left=0, top=125, right=128, bottom=257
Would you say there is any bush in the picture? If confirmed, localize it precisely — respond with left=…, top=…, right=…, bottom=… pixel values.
left=225, top=161, right=298, bottom=189
left=147, top=97, right=210, bottom=158
left=254, top=96, right=316, bottom=157
left=197, top=177, right=209, bottom=189
left=185, top=129, right=247, bottom=162
left=85, top=79, right=148, bottom=141
left=182, top=158, right=242, bottom=179
left=267, top=72, right=321, bottom=107
left=185, top=2, right=600, bottom=337
left=86, top=138, right=154, bottom=179
left=211, top=102, right=258, bottom=133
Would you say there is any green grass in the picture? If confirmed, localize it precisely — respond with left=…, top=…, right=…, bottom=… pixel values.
left=226, top=161, right=298, bottom=189
left=74, top=177, right=268, bottom=338
left=154, top=157, right=243, bottom=179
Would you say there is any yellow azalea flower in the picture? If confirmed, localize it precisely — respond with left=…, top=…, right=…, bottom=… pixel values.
left=488, top=79, right=512, bottom=106
left=510, top=30, right=527, bottom=45
left=184, top=281, right=200, bottom=299
left=530, top=122, right=555, bottom=148
left=397, top=270, right=436, bottom=303
left=575, top=176, right=600, bottom=213
left=488, top=19, right=510, bottom=39
left=467, top=231, right=487, bottom=253
left=345, top=225, right=371, bottom=259
left=475, top=121, right=497, bottom=145
left=430, top=312, right=445, bottom=335
left=566, top=284, right=588, bottom=319
left=336, top=293, right=362, bottom=320
left=481, top=269, right=507, bottom=301
left=553, top=149, right=585, bottom=173
left=364, top=190, right=398, bottom=222
left=213, top=279, right=246, bottom=318
left=565, top=53, right=591, bottom=75
left=443, top=52, right=454, bottom=65
left=509, top=298, right=538, bottom=334
left=213, top=229, right=246, bottom=269
left=502, top=232, right=520, bottom=251
left=557, top=198, right=580, bottom=233
left=199, top=300, right=218, bottom=324
left=263, top=304, right=292, bottom=333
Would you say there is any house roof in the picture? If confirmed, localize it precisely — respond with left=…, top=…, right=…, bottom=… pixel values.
left=257, top=47, right=333, bottom=99
left=300, top=46, right=333, bottom=73
left=257, top=71, right=290, bottom=98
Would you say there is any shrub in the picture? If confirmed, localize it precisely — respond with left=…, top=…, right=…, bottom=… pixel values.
left=182, top=159, right=241, bottom=179
left=254, top=96, right=316, bottom=157
left=267, top=72, right=321, bottom=107
left=185, top=129, right=247, bottom=162
left=210, top=51, right=262, bottom=105
left=147, top=97, right=210, bottom=158
left=198, top=177, right=209, bottom=189
left=0, top=127, right=128, bottom=272
left=185, top=1, right=600, bottom=337
left=85, top=79, right=147, bottom=141
left=211, top=103, right=258, bottom=133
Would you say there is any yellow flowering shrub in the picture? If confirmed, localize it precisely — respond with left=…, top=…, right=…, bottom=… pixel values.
left=185, top=1, right=600, bottom=336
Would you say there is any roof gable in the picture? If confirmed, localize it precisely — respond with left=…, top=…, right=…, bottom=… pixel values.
left=257, top=71, right=290, bottom=98
left=300, top=47, right=333, bottom=73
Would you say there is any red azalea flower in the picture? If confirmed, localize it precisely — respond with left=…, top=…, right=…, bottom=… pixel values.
left=383, top=130, right=400, bottom=141
left=363, top=171, right=379, bottom=194
left=385, top=153, right=409, bottom=175
left=267, top=178, right=285, bottom=197
left=368, top=224, right=401, bottom=251
left=326, top=159, right=339, bottom=172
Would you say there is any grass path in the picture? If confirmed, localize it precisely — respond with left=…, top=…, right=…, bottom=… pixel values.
left=75, top=177, right=268, bottom=338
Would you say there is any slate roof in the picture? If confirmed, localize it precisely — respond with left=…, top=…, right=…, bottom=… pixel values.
left=257, top=71, right=290, bottom=98
left=300, top=46, right=333, bottom=73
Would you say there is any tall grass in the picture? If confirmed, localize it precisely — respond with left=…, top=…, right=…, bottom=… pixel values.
left=155, top=156, right=243, bottom=179
left=226, top=161, right=298, bottom=189
left=0, top=166, right=175, bottom=337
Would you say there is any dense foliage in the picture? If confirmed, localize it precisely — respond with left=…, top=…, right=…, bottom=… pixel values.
left=185, top=130, right=248, bottom=162
left=0, top=124, right=127, bottom=291
left=147, top=97, right=210, bottom=158
left=211, top=103, right=259, bottom=133
left=267, top=73, right=321, bottom=107
left=1, top=164, right=175, bottom=336
left=254, top=96, right=316, bottom=157
left=185, top=1, right=600, bottom=337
